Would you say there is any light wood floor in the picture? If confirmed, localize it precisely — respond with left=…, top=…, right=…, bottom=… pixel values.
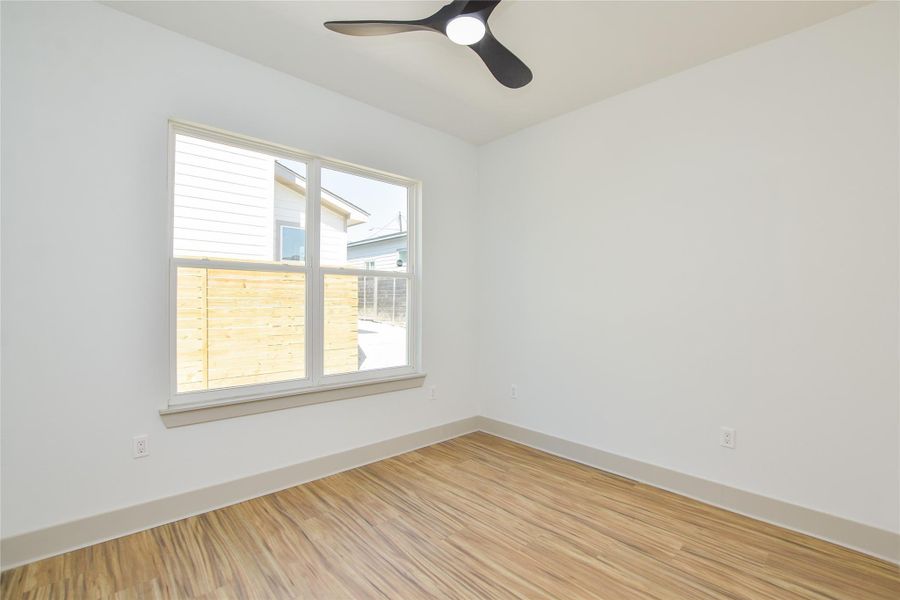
left=2, top=432, right=898, bottom=599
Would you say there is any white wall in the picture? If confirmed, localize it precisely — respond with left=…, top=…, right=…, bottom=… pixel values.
left=1, top=1, right=479, bottom=538
left=3, top=0, right=898, bottom=548
left=477, top=2, right=899, bottom=533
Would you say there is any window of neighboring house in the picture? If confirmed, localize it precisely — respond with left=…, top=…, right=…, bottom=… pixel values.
left=169, top=122, right=420, bottom=412
left=278, top=223, right=306, bottom=263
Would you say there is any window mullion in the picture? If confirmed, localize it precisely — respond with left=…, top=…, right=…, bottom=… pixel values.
left=307, top=159, right=323, bottom=386
left=319, top=267, right=413, bottom=279
left=171, top=257, right=307, bottom=273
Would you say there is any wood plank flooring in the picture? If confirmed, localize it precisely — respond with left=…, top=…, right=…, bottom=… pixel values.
left=2, top=432, right=898, bottom=599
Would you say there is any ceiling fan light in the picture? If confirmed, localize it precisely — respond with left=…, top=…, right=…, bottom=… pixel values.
left=446, top=16, right=485, bottom=45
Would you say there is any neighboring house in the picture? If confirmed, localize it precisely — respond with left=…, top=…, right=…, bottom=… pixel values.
left=274, top=161, right=369, bottom=265
left=172, top=133, right=369, bottom=265
left=347, top=231, right=408, bottom=271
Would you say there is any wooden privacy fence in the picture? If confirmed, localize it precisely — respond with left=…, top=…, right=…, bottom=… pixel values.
left=176, top=268, right=358, bottom=393
left=323, top=275, right=360, bottom=375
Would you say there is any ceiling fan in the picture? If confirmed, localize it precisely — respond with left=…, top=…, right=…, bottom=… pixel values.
left=324, top=0, right=532, bottom=89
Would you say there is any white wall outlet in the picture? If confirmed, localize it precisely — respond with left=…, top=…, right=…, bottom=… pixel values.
left=511, top=384, right=518, bottom=400
left=430, top=385, right=438, bottom=400
left=720, top=427, right=735, bottom=449
left=133, top=434, right=149, bottom=458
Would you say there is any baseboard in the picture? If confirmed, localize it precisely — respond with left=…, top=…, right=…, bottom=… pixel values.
left=4, top=415, right=897, bottom=570
left=475, top=416, right=900, bottom=564
left=0, top=416, right=482, bottom=571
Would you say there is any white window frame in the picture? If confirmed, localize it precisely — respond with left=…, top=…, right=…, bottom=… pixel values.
left=164, top=120, right=423, bottom=420
left=276, top=222, right=306, bottom=264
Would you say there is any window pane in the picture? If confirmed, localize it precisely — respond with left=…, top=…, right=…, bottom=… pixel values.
left=324, top=274, right=408, bottom=375
left=279, top=226, right=305, bottom=262
left=173, top=133, right=307, bottom=265
left=320, top=168, right=408, bottom=272
left=176, top=267, right=305, bottom=393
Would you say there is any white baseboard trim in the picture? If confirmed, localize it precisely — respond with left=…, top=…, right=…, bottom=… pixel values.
left=475, top=416, right=900, bottom=564
left=0, top=417, right=481, bottom=571
left=4, top=415, right=897, bottom=570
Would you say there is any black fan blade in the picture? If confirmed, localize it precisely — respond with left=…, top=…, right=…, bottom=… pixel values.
left=458, top=1, right=500, bottom=20
left=324, top=21, right=431, bottom=36
left=325, top=1, right=533, bottom=89
left=325, top=1, right=495, bottom=38
left=469, top=30, right=532, bottom=89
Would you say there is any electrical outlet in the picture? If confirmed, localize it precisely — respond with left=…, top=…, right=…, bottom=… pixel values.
left=511, top=384, right=518, bottom=400
left=430, top=385, right=438, bottom=400
left=720, top=427, right=735, bottom=449
left=133, top=435, right=149, bottom=458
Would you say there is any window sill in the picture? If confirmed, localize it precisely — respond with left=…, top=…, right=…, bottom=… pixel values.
left=160, top=373, right=426, bottom=427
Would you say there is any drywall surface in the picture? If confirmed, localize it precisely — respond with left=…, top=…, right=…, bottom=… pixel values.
left=1, top=1, right=479, bottom=537
left=477, top=2, right=899, bottom=533
left=3, top=0, right=898, bottom=549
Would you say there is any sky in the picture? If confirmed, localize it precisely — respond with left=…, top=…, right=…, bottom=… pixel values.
left=279, top=159, right=408, bottom=244
left=323, top=168, right=408, bottom=243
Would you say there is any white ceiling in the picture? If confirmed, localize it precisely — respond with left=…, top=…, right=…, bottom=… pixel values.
left=107, top=1, right=865, bottom=145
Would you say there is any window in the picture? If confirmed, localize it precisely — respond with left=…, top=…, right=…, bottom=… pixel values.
left=168, top=122, right=420, bottom=413
left=278, top=223, right=305, bottom=263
